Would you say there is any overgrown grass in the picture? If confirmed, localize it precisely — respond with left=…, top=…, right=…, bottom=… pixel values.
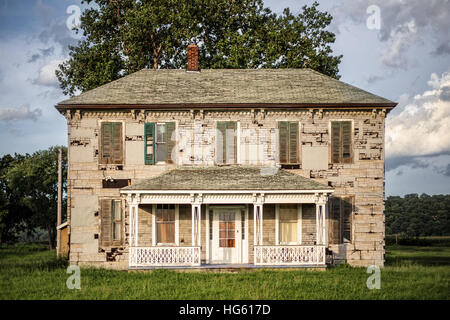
left=0, top=243, right=449, bottom=299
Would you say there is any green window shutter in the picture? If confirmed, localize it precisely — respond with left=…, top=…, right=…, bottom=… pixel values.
left=101, top=122, right=112, bottom=164
left=342, top=121, right=352, bottom=163
left=100, top=199, right=112, bottom=247
left=217, top=121, right=227, bottom=164
left=288, top=122, right=299, bottom=163
left=331, top=122, right=341, bottom=163
left=278, top=121, right=288, bottom=164
left=111, top=122, right=123, bottom=164
left=166, top=122, right=176, bottom=164
left=144, top=122, right=155, bottom=165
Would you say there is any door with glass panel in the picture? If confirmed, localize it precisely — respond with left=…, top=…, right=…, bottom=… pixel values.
left=211, top=208, right=242, bottom=264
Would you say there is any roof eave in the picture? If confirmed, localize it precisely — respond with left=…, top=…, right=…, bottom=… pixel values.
left=120, top=189, right=334, bottom=194
left=55, top=102, right=397, bottom=112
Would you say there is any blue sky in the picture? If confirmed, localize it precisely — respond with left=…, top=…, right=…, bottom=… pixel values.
left=0, top=0, right=449, bottom=196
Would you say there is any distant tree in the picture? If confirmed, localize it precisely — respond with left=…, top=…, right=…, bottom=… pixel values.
left=0, top=154, right=33, bottom=244
left=5, top=147, right=67, bottom=248
left=56, top=0, right=342, bottom=95
left=385, top=193, right=450, bottom=237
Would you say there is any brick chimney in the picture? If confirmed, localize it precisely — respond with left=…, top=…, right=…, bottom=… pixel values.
left=187, top=43, right=199, bottom=72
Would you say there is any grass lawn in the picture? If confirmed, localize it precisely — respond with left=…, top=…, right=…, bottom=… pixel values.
left=0, top=243, right=449, bottom=299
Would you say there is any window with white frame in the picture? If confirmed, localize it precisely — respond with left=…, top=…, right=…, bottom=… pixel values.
left=156, top=204, right=175, bottom=244
left=279, top=204, right=298, bottom=244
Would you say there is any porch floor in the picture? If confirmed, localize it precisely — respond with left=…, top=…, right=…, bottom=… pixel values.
left=128, top=263, right=327, bottom=272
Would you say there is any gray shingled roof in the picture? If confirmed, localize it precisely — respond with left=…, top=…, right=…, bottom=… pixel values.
left=122, top=166, right=332, bottom=191
left=58, top=68, right=395, bottom=106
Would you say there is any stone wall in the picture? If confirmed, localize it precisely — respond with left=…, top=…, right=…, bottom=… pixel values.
left=65, top=108, right=386, bottom=268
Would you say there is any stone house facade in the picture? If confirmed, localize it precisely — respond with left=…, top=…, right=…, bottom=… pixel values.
left=56, top=45, right=396, bottom=269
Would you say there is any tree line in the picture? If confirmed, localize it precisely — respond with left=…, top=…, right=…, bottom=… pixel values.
left=0, top=147, right=67, bottom=248
left=385, top=194, right=450, bottom=237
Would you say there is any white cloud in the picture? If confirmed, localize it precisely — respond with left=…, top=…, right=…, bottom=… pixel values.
left=33, top=59, right=63, bottom=87
left=0, top=105, right=42, bottom=122
left=386, top=70, right=450, bottom=159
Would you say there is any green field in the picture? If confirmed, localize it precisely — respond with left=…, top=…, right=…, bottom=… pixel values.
left=0, top=243, right=449, bottom=299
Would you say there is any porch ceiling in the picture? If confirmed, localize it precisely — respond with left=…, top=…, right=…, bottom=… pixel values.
left=122, top=166, right=332, bottom=192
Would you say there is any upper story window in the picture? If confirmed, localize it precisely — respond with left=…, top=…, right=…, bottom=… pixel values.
left=145, top=122, right=176, bottom=164
left=216, top=121, right=237, bottom=164
left=331, top=121, right=352, bottom=164
left=100, top=122, right=123, bottom=164
left=100, top=199, right=123, bottom=247
left=278, top=121, right=299, bottom=164
left=329, top=196, right=353, bottom=244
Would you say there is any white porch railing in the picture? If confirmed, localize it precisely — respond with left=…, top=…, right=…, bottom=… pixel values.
left=129, top=246, right=201, bottom=267
left=254, top=245, right=326, bottom=265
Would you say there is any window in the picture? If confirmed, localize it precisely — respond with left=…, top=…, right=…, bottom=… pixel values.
left=279, top=204, right=298, bottom=244
left=156, top=204, right=175, bottom=244
left=100, top=122, right=123, bottom=164
left=156, top=124, right=167, bottom=162
left=144, top=122, right=176, bottom=164
left=100, top=199, right=123, bottom=246
left=112, top=200, right=122, bottom=241
left=331, top=121, right=352, bottom=163
left=219, top=212, right=235, bottom=247
left=278, top=121, right=299, bottom=164
left=216, top=121, right=237, bottom=164
left=329, top=196, right=353, bottom=244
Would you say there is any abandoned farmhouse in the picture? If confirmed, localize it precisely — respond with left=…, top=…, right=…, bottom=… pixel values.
left=56, top=44, right=397, bottom=270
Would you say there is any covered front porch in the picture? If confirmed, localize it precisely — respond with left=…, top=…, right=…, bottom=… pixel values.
left=121, top=166, right=333, bottom=269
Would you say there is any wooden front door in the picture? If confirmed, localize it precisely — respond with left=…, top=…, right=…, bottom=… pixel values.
left=211, top=208, right=242, bottom=264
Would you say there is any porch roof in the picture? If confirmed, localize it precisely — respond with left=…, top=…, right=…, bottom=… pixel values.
left=122, top=166, right=332, bottom=192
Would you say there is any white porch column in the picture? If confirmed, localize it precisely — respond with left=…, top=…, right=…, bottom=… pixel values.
left=191, top=193, right=202, bottom=246
left=315, top=202, right=321, bottom=245
left=127, top=195, right=134, bottom=247
left=253, top=193, right=264, bottom=246
left=315, top=193, right=327, bottom=245
left=322, top=203, right=327, bottom=246
left=126, top=194, right=140, bottom=247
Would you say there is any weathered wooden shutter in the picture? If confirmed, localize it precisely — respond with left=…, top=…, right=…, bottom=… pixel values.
left=100, top=199, right=112, bottom=247
left=288, top=122, right=299, bottom=163
left=100, top=122, right=122, bottom=164
left=328, top=197, right=341, bottom=244
left=331, top=122, right=341, bottom=164
left=111, top=122, right=123, bottom=164
left=217, top=122, right=227, bottom=164
left=278, top=121, right=288, bottom=164
left=342, top=121, right=352, bottom=163
left=166, top=122, right=176, bottom=164
left=342, top=197, right=353, bottom=242
left=144, top=122, right=155, bottom=165
left=101, top=122, right=112, bottom=164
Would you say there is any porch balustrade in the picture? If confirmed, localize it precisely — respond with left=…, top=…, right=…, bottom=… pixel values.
left=129, top=246, right=201, bottom=267
left=254, top=245, right=326, bottom=265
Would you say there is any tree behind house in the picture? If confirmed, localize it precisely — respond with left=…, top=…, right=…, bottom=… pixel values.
left=4, top=147, right=67, bottom=248
left=56, top=0, right=342, bottom=95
